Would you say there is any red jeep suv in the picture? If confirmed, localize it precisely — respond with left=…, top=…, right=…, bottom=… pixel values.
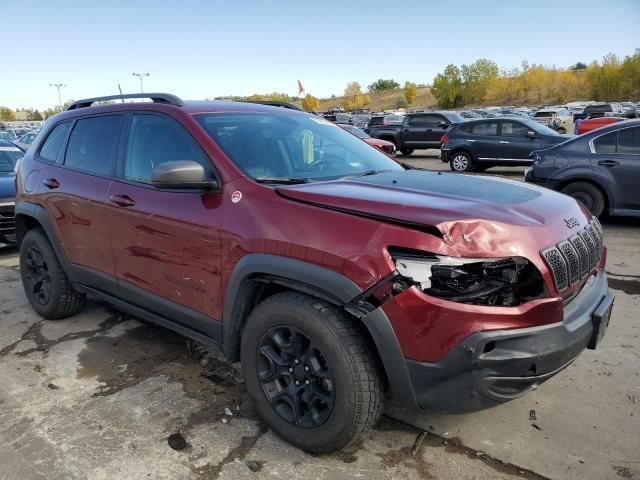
left=15, top=94, right=614, bottom=453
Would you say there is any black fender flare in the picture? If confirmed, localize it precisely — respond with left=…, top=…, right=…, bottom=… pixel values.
left=14, top=201, right=77, bottom=282
left=222, top=253, right=418, bottom=408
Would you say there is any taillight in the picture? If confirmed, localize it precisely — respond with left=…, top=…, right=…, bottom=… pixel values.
left=441, top=134, right=449, bottom=144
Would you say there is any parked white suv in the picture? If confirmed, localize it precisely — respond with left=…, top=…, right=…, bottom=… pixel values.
left=533, top=107, right=574, bottom=134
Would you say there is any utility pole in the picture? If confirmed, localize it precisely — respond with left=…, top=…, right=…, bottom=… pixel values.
left=132, top=73, right=150, bottom=94
left=49, top=83, right=66, bottom=110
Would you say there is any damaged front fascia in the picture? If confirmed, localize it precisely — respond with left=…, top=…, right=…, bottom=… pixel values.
left=345, top=271, right=413, bottom=318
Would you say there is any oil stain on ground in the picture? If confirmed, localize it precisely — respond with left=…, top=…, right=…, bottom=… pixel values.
left=608, top=277, right=640, bottom=296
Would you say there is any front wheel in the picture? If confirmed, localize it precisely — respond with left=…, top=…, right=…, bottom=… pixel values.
left=561, top=182, right=605, bottom=217
left=400, top=147, right=414, bottom=156
left=241, top=292, right=385, bottom=453
left=450, top=151, right=474, bottom=172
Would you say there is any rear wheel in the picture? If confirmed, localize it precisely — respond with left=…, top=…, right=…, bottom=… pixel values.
left=450, top=151, right=474, bottom=172
left=241, top=291, right=385, bottom=453
left=561, top=182, right=605, bottom=217
left=400, top=147, right=414, bottom=156
left=19, top=229, right=85, bottom=319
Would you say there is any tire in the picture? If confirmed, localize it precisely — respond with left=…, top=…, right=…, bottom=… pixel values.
left=561, top=182, right=605, bottom=217
left=557, top=127, right=566, bottom=134
left=400, top=147, right=414, bottom=156
left=19, top=228, right=85, bottom=320
left=450, top=151, right=474, bottom=172
left=241, top=291, right=385, bottom=453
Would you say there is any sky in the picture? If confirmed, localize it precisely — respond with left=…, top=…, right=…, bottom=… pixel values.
left=2, top=0, right=639, bottom=111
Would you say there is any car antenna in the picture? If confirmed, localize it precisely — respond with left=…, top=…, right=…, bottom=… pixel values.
left=118, top=84, right=125, bottom=103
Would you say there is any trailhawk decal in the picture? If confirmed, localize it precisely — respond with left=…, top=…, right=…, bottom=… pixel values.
left=231, top=191, right=242, bottom=203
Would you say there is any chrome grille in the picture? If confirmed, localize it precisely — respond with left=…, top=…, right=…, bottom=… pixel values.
left=558, top=241, right=580, bottom=285
left=570, top=234, right=589, bottom=277
left=0, top=205, right=16, bottom=240
left=541, top=219, right=603, bottom=292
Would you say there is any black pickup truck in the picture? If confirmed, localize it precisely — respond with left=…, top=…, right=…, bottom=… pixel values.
left=573, top=103, right=624, bottom=122
left=368, top=112, right=464, bottom=155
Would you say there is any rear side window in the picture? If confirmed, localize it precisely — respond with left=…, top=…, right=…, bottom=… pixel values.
left=501, top=121, right=529, bottom=137
left=64, top=115, right=123, bottom=175
left=462, top=122, right=498, bottom=136
left=124, top=114, right=209, bottom=184
left=39, top=122, right=71, bottom=162
left=408, top=115, right=440, bottom=127
left=593, top=132, right=617, bottom=154
left=617, top=127, right=640, bottom=155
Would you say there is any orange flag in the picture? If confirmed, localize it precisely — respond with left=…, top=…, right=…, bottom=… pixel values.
left=298, top=80, right=305, bottom=96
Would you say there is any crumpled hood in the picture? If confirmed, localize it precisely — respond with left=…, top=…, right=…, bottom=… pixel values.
left=276, top=170, right=590, bottom=256
left=0, top=172, right=16, bottom=200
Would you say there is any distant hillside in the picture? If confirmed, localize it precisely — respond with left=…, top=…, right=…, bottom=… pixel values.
left=315, top=86, right=436, bottom=112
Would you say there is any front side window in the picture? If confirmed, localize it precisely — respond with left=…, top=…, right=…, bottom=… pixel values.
left=39, top=122, right=71, bottom=162
left=64, top=115, right=122, bottom=175
left=125, top=114, right=210, bottom=184
left=195, top=113, right=403, bottom=181
left=593, top=131, right=617, bottom=154
left=501, top=121, right=529, bottom=137
left=617, top=127, right=640, bottom=155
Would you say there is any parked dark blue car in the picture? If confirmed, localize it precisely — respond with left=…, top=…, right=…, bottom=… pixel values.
left=441, top=117, right=569, bottom=172
left=526, top=119, right=640, bottom=217
left=0, top=139, right=24, bottom=244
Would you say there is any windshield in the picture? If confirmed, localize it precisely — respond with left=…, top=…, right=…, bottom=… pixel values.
left=0, top=147, right=23, bottom=172
left=523, top=119, right=559, bottom=135
left=341, top=125, right=370, bottom=139
left=195, top=113, right=403, bottom=182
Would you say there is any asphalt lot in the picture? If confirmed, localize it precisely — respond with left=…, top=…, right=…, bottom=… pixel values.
left=1, top=153, right=639, bottom=479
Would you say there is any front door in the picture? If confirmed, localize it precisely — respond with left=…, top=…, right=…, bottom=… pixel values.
left=498, top=120, right=541, bottom=161
left=107, top=113, right=224, bottom=338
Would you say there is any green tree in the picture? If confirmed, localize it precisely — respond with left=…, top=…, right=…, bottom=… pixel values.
left=367, top=78, right=400, bottom=92
left=395, top=96, right=408, bottom=109
left=32, top=109, right=43, bottom=121
left=301, top=94, right=319, bottom=112
left=0, top=107, right=16, bottom=121
left=570, top=62, right=588, bottom=70
left=431, top=65, right=463, bottom=108
left=460, top=58, right=498, bottom=104
left=404, top=81, right=417, bottom=104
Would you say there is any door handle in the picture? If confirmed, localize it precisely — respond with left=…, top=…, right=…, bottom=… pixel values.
left=426, top=129, right=433, bottom=132
left=109, top=194, right=136, bottom=207
left=42, top=178, right=60, bottom=189
left=598, top=160, right=619, bottom=167
left=499, top=141, right=510, bottom=144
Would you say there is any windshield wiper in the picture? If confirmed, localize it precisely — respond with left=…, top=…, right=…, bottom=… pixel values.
left=344, top=169, right=391, bottom=179
left=254, top=176, right=310, bottom=185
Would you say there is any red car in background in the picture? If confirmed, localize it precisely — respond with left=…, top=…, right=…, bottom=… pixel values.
left=576, top=117, right=626, bottom=135
left=338, top=123, right=396, bottom=155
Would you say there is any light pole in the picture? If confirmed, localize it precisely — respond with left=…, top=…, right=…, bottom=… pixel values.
left=49, top=83, right=66, bottom=110
left=132, top=73, right=150, bottom=94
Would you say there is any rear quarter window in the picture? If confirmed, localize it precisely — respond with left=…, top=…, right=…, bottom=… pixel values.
left=38, top=122, right=71, bottom=163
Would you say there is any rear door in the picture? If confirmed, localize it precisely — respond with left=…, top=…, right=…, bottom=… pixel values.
left=498, top=120, right=541, bottom=161
left=461, top=121, right=499, bottom=161
left=591, top=126, right=640, bottom=211
left=35, top=115, right=123, bottom=293
left=107, top=112, right=224, bottom=338
left=402, top=114, right=447, bottom=148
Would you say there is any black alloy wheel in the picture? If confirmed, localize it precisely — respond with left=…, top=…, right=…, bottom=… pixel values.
left=23, top=246, right=52, bottom=305
left=257, top=325, right=335, bottom=428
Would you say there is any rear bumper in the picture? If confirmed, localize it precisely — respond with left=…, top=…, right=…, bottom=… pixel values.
left=440, top=148, right=450, bottom=162
left=524, top=170, right=561, bottom=189
left=404, top=270, right=611, bottom=413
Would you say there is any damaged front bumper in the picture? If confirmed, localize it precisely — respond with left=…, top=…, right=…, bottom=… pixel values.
left=404, top=270, right=612, bottom=413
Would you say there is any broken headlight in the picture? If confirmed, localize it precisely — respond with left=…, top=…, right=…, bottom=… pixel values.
left=391, top=248, right=545, bottom=306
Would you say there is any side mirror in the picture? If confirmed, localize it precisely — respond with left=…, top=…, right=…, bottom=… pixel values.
left=151, top=161, right=220, bottom=190
left=527, top=131, right=537, bottom=139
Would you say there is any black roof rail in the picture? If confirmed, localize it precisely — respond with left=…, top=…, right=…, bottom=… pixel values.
left=241, top=100, right=303, bottom=111
left=67, top=93, right=184, bottom=111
